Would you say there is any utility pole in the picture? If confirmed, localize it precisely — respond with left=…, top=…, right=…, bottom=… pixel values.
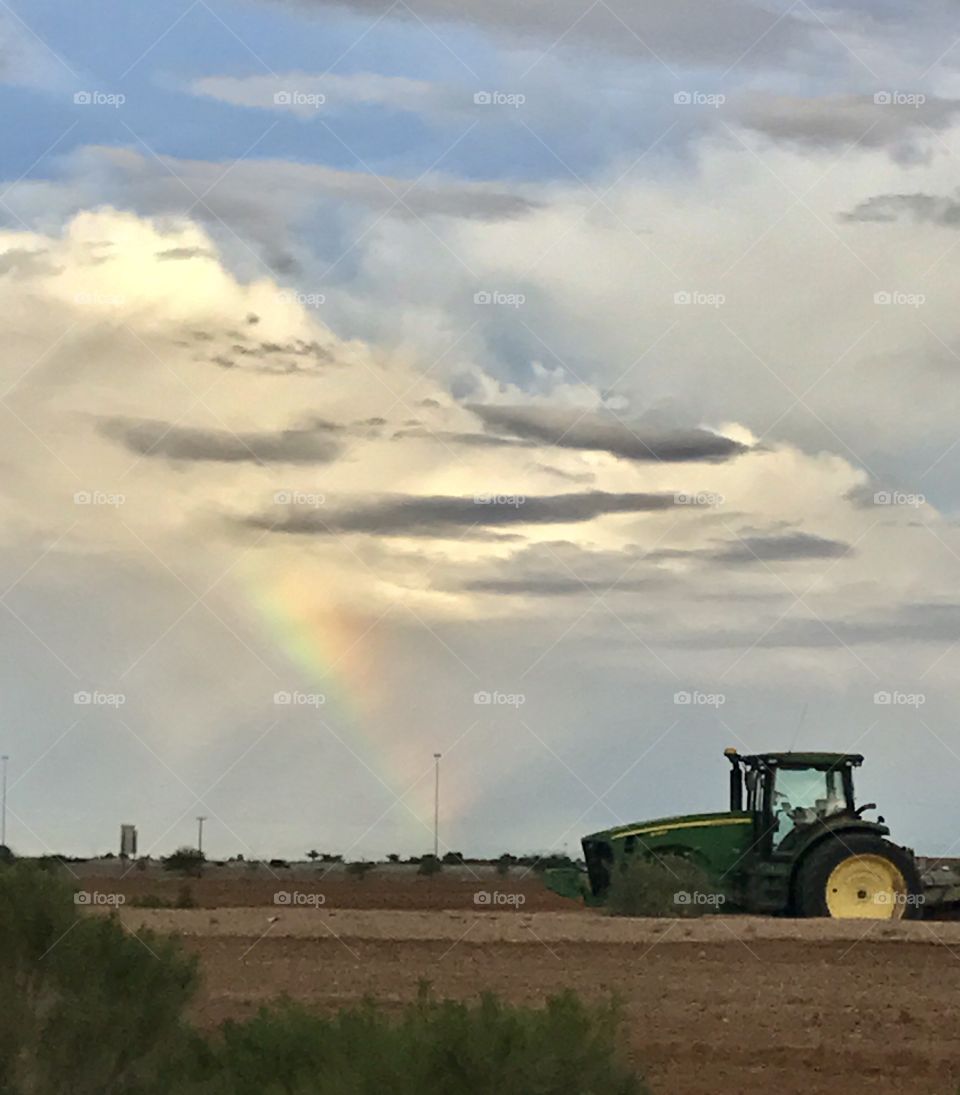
left=1, top=756, right=7, bottom=848
left=196, top=815, right=207, bottom=856
left=433, top=753, right=441, bottom=859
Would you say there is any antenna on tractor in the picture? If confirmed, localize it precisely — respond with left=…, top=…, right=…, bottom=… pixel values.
left=788, top=702, right=809, bottom=753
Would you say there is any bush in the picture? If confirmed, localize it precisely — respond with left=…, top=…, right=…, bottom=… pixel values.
left=176, top=883, right=197, bottom=909
left=441, top=851, right=463, bottom=865
left=162, top=847, right=205, bottom=877
left=345, top=861, right=375, bottom=879
left=0, top=864, right=201, bottom=1094
left=417, top=855, right=442, bottom=877
left=190, top=986, right=646, bottom=1095
left=606, top=854, right=723, bottom=918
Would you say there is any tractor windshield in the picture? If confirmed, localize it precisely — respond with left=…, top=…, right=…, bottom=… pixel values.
left=772, top=767, right=846, bottom=848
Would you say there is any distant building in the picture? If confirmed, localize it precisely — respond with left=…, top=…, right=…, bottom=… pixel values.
left=120, top=824, right=138, bottom=858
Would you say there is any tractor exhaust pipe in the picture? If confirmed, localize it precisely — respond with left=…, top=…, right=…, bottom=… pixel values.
left=725, top=748, right=743, bottom=811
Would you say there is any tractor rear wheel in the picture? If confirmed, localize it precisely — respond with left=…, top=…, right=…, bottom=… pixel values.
left=795, top=833, right=923, bottom=919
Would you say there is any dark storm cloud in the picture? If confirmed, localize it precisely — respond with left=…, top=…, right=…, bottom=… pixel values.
left=840, top=191, right=960, bottom=226
left=710, top=532, right=851, bottom=564
left=649, top=531, right=852, bottom=566
left=247, top=490, right=682, bottom=538
left=469, top=405, right=748, bottom=463
left=270, top=0, right=816, bottom=66
left=735, top=94, right=960, bottom=154
left=99, top=417, right=342, bottom=465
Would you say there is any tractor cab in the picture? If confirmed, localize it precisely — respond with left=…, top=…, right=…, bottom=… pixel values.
left=725, top=749, right=872, bottom=857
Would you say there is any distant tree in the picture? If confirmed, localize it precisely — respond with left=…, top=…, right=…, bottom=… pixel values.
left=306, top=850, right=321, bottom=863
left=442, top=851, right=464, bottom=865
left=386, top=853, right=400, bottom=863
left=321, top=853, right=343, bottom=863
left=0, top=845, right=15, bottom=866
left=162, top=847, right=205, bottom=878
left=268, top=859, right=290, bottom=869
left=417, top=855, right=442, bottom=877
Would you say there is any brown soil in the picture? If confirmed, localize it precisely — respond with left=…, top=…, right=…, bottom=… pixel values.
left=109, top=905, right=960, bottom=1095
left=79, top=872, right=576, bottom=911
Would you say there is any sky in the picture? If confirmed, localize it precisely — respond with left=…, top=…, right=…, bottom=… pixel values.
left=3, top=0, right=960, bottom=861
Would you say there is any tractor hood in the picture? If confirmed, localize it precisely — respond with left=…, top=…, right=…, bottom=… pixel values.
left=581, top=811, right=753, bottom=898
left=588, top=811, right=752, bottom=844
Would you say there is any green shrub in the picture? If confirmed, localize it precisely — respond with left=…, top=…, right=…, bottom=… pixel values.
left=176, top=883, right=197, bottom=909
left=190, top=986, right=646, bottom=1095
left=162, top=847, right=205, bottom=877
left=417, top=855, right=442, bottom=876
left=0, top=864, right=201, bottom=1095
left=606, top=854, right=723, bottom=918
left=345, top=861, right=375, bottom=879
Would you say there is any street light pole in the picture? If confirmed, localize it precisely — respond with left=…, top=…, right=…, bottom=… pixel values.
left=1, top=755, right=8, bottom=848
left=196, top=816, right=207, bottom=856
left=433, top=753, right=441, bottom=859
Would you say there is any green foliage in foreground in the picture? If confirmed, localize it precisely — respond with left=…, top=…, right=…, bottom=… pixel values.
left=190, top=987, right=645, bottom=1095
left=0, top=864, right=201, bottom=1095
left=0, top=864, right=647, bottom=1095
left=606, top=853, right=723, bottom=918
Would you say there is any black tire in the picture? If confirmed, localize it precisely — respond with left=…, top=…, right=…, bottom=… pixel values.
left=794, top=833, right=923, bottom=920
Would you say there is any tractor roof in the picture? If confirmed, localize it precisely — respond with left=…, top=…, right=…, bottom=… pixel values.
left=734, top=750, right=863, bottom=769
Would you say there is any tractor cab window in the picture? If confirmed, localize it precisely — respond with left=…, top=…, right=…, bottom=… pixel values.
left=772, top=768, right=846, bottom=848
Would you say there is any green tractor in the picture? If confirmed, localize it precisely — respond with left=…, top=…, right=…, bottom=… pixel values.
left=546, top=748, right=925, bottom=919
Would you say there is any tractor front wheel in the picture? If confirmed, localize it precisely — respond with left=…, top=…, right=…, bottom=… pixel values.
left=795, top=834, right=923, bottom=920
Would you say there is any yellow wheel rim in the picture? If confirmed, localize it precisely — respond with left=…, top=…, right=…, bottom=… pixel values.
left=826, top=854, right=907, bottom=919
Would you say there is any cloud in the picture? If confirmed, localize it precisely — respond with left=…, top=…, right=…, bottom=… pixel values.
left=246, top=490, right=683, bottom=538
left=840, top=191, right=960, bottom=226
left=156, top=246, right=214, bottom=261
left=99, top=417, right=343, bottom=465
left=708, top=531, right=851, bottom=564
left=734, top=94, right=960, bottom=158
left=191, top=71, right=464, bottom=121
left=270, top=0, right=818, bottom=66
left=469, top=404, right=749, bottom=462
